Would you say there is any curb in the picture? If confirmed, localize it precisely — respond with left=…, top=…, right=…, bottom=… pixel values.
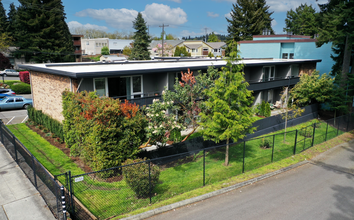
left=121, top=160, right=309, bottom=220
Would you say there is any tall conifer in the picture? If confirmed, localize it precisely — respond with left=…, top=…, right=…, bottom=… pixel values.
left=129, top=12, right=151, bottom=60
left=14, top=0, right=74, bottom=62
left=0, top=0, right=7, bottom=32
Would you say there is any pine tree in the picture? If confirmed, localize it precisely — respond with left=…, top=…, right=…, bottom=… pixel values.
left=0, top=0, right=7, bottom=32
left=14, top=0, right=74, bottom=63
left=6, top=3, right=18, bottom=40
left=199, top=41, right=256, bottom=166
left=226, top=0, right=274, bottom=43
left=129, top=12, right=151, bottom=60
left=283, top=3, right=319, bottom=37
left=207, top=32, right=219, bottom=42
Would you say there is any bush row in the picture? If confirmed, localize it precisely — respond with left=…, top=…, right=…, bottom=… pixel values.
left=27, top=106, right=64, bottom=140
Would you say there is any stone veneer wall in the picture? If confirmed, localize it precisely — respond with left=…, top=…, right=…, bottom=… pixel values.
left=30, top=71, right=78, bottom=122
left=299, top=62, right=317, bottom=76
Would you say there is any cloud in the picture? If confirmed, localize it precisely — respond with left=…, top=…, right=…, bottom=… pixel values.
left=75, top=3, right=187, bottom=30
left=67, top=21, right=109, bottom=31
left=224, top=12, right=231, bottom=19
left=168, top=0, right=181, bottom=2
left=214, top=0, right=327, bottom=12
left=207, top=12, right=219, bottom=18
left=271, top=20, right=277, bottom=27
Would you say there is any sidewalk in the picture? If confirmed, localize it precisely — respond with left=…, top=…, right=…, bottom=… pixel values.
left=0, top=144, right=56, bottom=220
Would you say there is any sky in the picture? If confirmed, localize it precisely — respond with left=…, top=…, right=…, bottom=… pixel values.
left=2, top=0, right=328, bottom=39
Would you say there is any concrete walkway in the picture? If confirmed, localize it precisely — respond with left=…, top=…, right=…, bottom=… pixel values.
left=0, top=144, right=56, bottom=220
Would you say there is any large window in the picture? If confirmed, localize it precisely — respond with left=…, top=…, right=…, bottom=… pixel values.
left=94, top=78, right=107, bottom=97
left=104, top=76, right=143, bottom=99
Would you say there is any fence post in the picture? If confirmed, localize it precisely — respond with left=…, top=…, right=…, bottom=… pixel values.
left=148, top=160, right=152, bottom=204
left=203, top=149, right=205, bottom=186
left=311, top=123, right=316, bottom=147
left=242, top=141, right=246, bottom=173
left=13, top=135, right=18, bottom=162
left=68, top=171, right=74, bottom=215
left=293, top=130, right=298, bottom=155
left=271, top=135, right=275, bottom=162
left=32, top=155, right=38, bottom=189
left=325, top=122, right=329, bottom=142
left=61, top=186, right=67, bottom=220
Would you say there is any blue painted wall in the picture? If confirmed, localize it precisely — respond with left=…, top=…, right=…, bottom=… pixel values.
left=240, top=41, right=335, bottom=75
left=240, top=43, right=281, bottom=59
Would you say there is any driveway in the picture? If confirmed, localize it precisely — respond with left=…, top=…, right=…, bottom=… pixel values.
left=0, top=94, right=32, bottom=125
left=148, top=140, right=354, bottom=220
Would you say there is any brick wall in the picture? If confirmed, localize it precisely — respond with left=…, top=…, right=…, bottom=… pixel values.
left=30, top=71, right=78, bottom=122
left=299, top=62, right=316, bottom=76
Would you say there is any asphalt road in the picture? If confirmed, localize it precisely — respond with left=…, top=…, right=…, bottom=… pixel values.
left=148, top=141, right=354, bottom=220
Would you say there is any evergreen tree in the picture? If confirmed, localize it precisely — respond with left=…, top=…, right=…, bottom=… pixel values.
left=0, top=0, right=7, bottom=32
left=101, top=46, right=109, bottom=55
left=6, top=3, right=17, bottom=40
left=174, top=46, right=191, bottom=57
left=199, top=41, right=256, bottom=166
left=14, top=0, right=74, bottom=63
left=283, top=4, right=319, bottom=37
left=226, top=0, right=274, bottom=43
left=129, top=12, right=151, bottom=60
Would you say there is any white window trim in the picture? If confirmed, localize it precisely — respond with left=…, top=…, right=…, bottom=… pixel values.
left=93, top=78, right=109, bottom=97
left=130, top=75, right=143, bottom=99
left=263, top=66, right=275, bottom=81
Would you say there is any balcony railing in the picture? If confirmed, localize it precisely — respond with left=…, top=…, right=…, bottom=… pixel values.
left=74, top=50, right=83, bottom=54
left=73, top=40, right=81, bottom=46
left=247, top=76, right=300, bottom=92
left=111, top=91, right=163, bottom=106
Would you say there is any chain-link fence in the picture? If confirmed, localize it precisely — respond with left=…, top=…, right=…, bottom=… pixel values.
left=0, top=120, right=65, bottom=220
left=58, top=114, right=353, bottom=220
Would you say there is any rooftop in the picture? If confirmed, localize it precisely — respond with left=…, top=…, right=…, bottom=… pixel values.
left=18, top=58, right=321, bottom=79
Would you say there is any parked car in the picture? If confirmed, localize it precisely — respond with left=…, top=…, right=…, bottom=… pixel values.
left=0, top=69, right=19, bottom=77
left=0, top=89, right=16, bottom=96
left=0, top=96, right=32, bottom=111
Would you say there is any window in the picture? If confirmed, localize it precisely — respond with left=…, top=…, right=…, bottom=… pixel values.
left=214, top=49, right=218, bottom=52
left=196, top=49, right=198, bottom=52
left=15, top=98, right=23, bottom=102
left=86, top=41, right=89, bottom=45
left=289, top=53, right=294, bottom=59
left=263, top=66, right=275, bottom=81
left=96, top=43, right=98, bottom=47
left=94, top=78, right=107, bottom=97
left=6, top=98, right=14, bottom=103
left=192, top=49, right=195, bottom=52
left=131, top=76, right=143, bottom=98
left=282, top=53, right=288, bottom=59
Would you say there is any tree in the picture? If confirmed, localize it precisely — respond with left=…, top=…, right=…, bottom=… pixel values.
left=226, top=0, right=274, bottom=43
left=152, top=43, right=174, bottom=57
left=0, top=0, right=7, bottom=32
left=6, top=3, right=17, bottom=40
left=0, top=53, right=13, bottom=70
left=199, top=42, right=256, bottom=166
left=14, top=0, right=74, bottom=63
left=208, top=32, right=219, bottom=42
left=101, top=46, right=109, bottom=55
left=123, top=45, right=132, bottom=56
left=129, top=12, right=151, bottom=60
left=283, top=4, right=319, bottom=37
left=290, top=71, right=334, bottom=106
left=174, top=46, right=191, bottom=57
left=0, top=32, right=12, bottom=51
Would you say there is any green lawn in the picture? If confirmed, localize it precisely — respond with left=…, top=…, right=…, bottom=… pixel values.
left=7, top=119, right=346, bottom=219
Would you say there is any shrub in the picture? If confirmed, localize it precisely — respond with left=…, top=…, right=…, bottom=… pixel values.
left=19, top=71, right=30, bottom=84
left=259, top=138, right=271, bottom=148
left=299, top=125, right=313, bottom=137
left=122, top=158, right=160, bottom=198
left=169, top=128, right=182, bottom=143
left=10, top=83, right=31, bottom=94
left=264, top=102, right=271, bottom=117
left=27, top=106, right=64, bottom=140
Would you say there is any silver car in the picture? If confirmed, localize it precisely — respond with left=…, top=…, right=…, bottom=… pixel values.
left=0, top=96, right=33, bottom=110
left=0, top=69, right=19, bottom=77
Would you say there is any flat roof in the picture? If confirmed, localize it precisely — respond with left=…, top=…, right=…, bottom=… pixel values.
left=18, top=58, right=321, bottom=79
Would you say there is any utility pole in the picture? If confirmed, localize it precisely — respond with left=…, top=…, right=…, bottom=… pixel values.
left=159, top=24, right=169, bottom=57
left=204, top=28, right=208, bottom=42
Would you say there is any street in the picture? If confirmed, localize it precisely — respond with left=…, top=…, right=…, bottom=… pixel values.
left=148, top=140, right=354, bottom=220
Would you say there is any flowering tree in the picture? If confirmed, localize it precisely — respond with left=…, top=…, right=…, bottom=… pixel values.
left=140, top=99, right=183, bottom=148
left=152, top=43, right=174, bottom=57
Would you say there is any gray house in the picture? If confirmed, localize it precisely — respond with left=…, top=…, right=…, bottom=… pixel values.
left=19, top=58, right=320, bottom=122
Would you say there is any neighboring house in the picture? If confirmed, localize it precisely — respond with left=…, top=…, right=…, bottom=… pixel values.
left=2, top=47, right=35, bottom=69
left=72, top=34, right=84, bottom=62
left=81, top=38, right=109, bottom=55
left=19, top=58, right=320, bottom=122
left=109, top=39, right=134, bottom=54
left=239, top=35, right=334, bottom=75
left=179, top=41, right=214, bottom=57
left=206, top=42, right=226, bottom=57
left=149, top=40, right=184, bottom=57
left=100, top=55, right=127, bottom=62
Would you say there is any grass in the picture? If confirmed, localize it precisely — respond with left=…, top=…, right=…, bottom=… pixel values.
left=6, top=119, right=349, bottom=219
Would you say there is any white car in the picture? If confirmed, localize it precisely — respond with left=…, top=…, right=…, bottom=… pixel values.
left=0, top=69, right=19, bottom=77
